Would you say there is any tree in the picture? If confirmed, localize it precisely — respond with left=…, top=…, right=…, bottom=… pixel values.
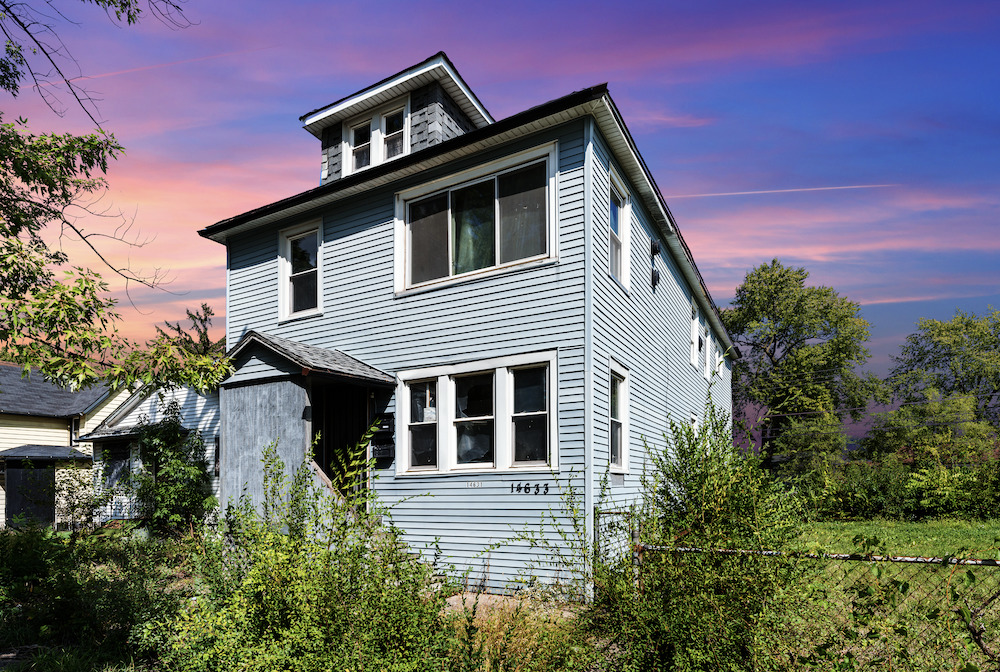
left=0, top=1, right=230, bottom=391
left=889, top=308, right=1000, bottom=426
left=131, top=399, right=214, bottom=536
left=862, top=387, right=997, bottom=464
left=720, top=259, right=882, bottom=463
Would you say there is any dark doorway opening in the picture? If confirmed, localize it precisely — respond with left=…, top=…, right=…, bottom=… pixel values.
left=5, top=460, right=56, bottom=527
left=310, top=382, right=390, bottom=497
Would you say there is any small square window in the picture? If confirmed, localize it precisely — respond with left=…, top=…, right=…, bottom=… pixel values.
left=343, top=99, right=409, bottom=175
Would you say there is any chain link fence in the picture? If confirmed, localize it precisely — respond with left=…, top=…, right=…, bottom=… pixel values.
left=594, top=508, right=1000, bottom=670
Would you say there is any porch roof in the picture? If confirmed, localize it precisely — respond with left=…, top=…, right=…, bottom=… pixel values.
left=0, top=445, right=91, bottom=461
left=227, top=331, right=396, bottom=387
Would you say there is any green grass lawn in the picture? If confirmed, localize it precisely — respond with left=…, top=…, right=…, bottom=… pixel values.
left=798, top=519, right=1000, bottom=558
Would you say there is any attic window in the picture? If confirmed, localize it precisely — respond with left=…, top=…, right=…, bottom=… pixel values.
left=343, top=98, right=409, bottom=175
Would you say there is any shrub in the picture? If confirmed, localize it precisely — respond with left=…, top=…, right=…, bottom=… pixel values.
left=592, top=404, right=802, bottom=671
left=131, top=400, right=215, bottom=537
left=150, top=441, right=453, bottom=672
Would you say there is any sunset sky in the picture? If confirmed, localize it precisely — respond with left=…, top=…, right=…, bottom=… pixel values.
left=9, top=0, right=999, bottom=376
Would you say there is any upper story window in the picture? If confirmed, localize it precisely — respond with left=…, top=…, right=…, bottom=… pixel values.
left=395, top=143, right=558, bottom=292
left=343, top=99, right=410, bottom=176
left=280, top=223, right=321, bottom=319
left=396, top=352, right=557, bottom=474
left=609, top=169, right=631, bottom=288
left=690, top=304, right=699, bottom=368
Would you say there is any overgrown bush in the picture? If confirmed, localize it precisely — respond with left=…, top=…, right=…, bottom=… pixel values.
left=795, top=454, right=1000, bottom=521
left=0, top=522, right=187, bottom=664
left=147, top=441, right=453, bottom=672
left=131, top=399, right=215, bottom=536
left=592, top=404, right=802, bottom=671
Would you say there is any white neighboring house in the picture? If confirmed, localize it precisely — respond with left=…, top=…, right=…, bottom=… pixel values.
left=80, top=385, right=220, bottom=522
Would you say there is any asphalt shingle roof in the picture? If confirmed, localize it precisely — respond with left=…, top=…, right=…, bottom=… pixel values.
left=229, top=331, right=396, bottom=386
left=0, top=363, right=110, bottom=418
left=0, top=444, right=92, bottom=460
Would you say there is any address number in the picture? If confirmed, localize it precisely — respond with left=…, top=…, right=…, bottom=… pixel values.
left=511, top=482, right=550, bottom=495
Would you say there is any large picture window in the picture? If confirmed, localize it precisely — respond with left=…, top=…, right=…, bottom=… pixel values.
left=396, top=144, right=556, bottom=292
left=396, top=352, right=557, bottom=473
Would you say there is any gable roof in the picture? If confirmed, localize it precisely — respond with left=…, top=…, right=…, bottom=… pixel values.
left=300, top=52, right=494, bottom=139
left=0, top=363, right=110, bottom=418
left=228, top=331, right=396, bottom=386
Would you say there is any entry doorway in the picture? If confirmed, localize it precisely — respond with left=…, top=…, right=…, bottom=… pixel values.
left=310, top=382, right=388, bottom=497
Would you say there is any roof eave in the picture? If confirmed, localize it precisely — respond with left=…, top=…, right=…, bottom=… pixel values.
left=300, top=52, right=494, bottom=139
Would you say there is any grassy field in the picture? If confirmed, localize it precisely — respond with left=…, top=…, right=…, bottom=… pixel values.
left=798, top=518, right=1000, bottom=557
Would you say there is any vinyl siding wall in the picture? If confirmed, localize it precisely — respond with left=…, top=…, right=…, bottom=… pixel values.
left=224, top=121, right=589, bottom=589
left=588, top=129, right=733, bottom=518
left=93, top=387, right=222, bottom=520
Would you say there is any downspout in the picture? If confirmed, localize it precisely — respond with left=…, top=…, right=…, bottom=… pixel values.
left=583, top=117, right=596, bottom=599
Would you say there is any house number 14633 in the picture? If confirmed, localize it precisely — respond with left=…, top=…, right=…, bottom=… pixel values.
left=511, top=482, right=549, bottom=495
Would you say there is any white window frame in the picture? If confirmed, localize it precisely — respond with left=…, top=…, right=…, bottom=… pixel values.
left=393, top=142, right=559, bottom=294
left=341, top=96, right=411, bottom=176
left=609, top=359, right=629, bottom=473
left=689, top=304, right=699, bottom=368
left=279, top=221, right=322, bottom=321
left=395, top=351, right=558, bottom=475
left=704, top=334, right=713, bottom=380
left=608, top=168, right=631, bottom=289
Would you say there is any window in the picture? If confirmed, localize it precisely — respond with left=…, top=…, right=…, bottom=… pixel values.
left=396, top=352, right=557, bottom=473
left=609, top=169, right=631, bottom=287
left=407, top=161, right=548, bottom=286
left=704, top=334, right=713, bottom=380
left=690, top=305, right=699, bottom=367
left=609, top=361, right=629, bottom=472
left=280, top=224, right=321, bottom=319
left=100, top=442, right=131, bottom=489
left=408, top=381, right=438, bottom=468
left=395, top=144, right=557, bottom=292
left=343, top=99, right=409, bottom=175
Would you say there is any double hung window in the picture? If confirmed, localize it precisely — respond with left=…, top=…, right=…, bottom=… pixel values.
left=343, top=99, right=409, bottom=175
left=608, top=170, right=630, bottom=287
left=609, top=361, right=629, bottom=471
left=280, top=224, right=321, bottom=319
left=398, top=353, right=556, bottom=473
left=397, top=144, right=556, bottom=291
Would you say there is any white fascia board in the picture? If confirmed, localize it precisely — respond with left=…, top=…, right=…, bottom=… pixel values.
left=589, top=95, right=736, bottom=357
left=302, top=55, right=493, bottom=137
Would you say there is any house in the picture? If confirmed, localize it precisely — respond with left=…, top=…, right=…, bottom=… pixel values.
left=81, top=385, right=221, bottom=522
left=0, top=363, right=128, bottom=527
left=199, top=53, right=736, bottom=588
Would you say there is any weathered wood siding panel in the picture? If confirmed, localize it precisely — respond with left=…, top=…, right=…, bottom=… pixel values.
left=220, top=380, right=308, bottom=508
left=224, top=122, right=589, bottom=588
left=588, top=130, right=733, bottom=514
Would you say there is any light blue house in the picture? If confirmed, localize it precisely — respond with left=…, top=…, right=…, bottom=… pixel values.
left=200, top=53, right=736, bottom=587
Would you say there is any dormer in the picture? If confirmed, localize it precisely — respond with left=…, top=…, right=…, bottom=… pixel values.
left=300, top=52, right=494, bottom=185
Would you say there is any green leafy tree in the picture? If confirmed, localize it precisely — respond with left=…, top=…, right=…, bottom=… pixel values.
left=0, top=1, right=230, bottom=391
left=721, top=259, right=882, bottom=462
left=889, top=308, right=1000, bottom=425
left=131, top=400, right=214, bottom=536
left=863, top=387, right=997, bottom=464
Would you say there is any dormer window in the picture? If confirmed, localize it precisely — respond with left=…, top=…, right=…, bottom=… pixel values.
left=343, top=98, right=410, bottom=176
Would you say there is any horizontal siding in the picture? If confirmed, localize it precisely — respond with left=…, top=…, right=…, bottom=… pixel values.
left=0, top=415, right=68, bottom=451
left=224, top=122, right=589, bottom=587
left=588, top=130, right=733, bottom=514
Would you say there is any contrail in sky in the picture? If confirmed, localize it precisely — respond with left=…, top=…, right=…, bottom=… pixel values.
left=666, top=184, right=900, bottom=198
left=68, top=46, right=278, bottom=82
